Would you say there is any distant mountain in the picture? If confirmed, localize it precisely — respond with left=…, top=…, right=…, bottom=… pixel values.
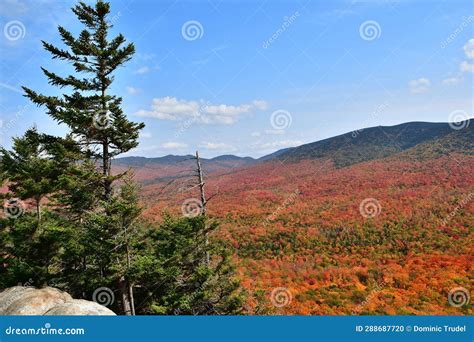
left=398, top=120, right=473, bottom=159
left=113, top=154, right=256, bottom=183
left=206, top=155, right=256, bottom=168
left=115, top=155, right=193, bottom=167
left=269, top=121, right=472, bottom=167
left=115, top=154, right=256, bottom=166
left=258, top=147, right=294, bottom=161
left=114, top=121, right=472, bottom=182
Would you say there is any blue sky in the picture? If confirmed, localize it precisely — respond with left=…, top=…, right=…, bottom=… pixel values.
left=0, top=0, right=473, bottom=158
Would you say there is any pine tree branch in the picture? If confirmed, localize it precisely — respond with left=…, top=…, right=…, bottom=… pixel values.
left=41, top=67, right=96, bottom=91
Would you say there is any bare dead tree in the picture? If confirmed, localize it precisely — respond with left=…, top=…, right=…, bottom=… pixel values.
left=195, top=151, right=209, bottom=265
left=195, top=151, right=207, bottom=215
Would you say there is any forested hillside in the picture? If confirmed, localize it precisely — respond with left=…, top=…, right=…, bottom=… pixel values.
left=135, top=128, right=473, bottom=315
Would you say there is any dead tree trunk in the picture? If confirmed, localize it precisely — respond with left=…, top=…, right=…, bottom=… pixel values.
left=119, top=276, right=132, bottom=315
left=122, top=221, right=135, bottom=315
left=195, top=151, right=209, bottom=265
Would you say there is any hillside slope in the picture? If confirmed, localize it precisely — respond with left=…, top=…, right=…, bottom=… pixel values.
left=271, top=121, right=471, bottom=167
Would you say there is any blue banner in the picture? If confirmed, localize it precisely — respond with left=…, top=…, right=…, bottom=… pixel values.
left=0, top=316, right=472, bottom=341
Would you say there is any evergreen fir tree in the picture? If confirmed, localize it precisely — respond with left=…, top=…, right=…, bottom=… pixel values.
left=22, top=0, right=144, bottom=200
left=141, top=215, right=245, bottom=315
left=0, top=128, right=74, bottom=223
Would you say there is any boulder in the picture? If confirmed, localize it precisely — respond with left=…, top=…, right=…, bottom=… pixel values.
left=44, top=299, right=115, bottom=316
left=0, top=286, right=36, bottom=314
left=0, top=286, right=115, bottom=316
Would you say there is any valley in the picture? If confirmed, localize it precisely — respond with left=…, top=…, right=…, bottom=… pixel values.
left=114, top=121, right=474, bottom=315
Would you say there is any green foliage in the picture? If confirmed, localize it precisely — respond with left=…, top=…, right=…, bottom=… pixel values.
left=137, top=215, right=245, bottom=315
left=22, top=0, right=144, bottom=200
left=0, top=128, right=78, bottom=221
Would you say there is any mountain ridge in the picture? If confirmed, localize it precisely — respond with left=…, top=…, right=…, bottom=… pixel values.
left=115, top=120, right=472, bottom=170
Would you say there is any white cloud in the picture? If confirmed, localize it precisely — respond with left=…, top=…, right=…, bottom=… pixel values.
left=251, top=132, right=261, bottom=137
left=140, top=132, right=152, bottom=139
left=161, top=142, right=188, bottom=149
left=135, top=66, right=150, bottom=75
left=252, top=100, right=268, bottom=110
left=0, top=82, right=22, bottom=93
left=257, top=140, right=303, bottom=150
left=409, top=78, right=431, bottom=94
left=460, top=61, right=474, bottom=73
left=136, top=53, right=156, bottom=61
left=264, top=129, right=285, bottom=135
left=135, top=97, right=268, bottom=125
left=250, top=140, right=303, bottom=153
left=459, top=39, right=474, bottom=73
left=126, top=86, right=140, bottom=94
left=442, top=77, right=463, bottom=86
left=199, top=142, right=236, bottom=151
left=463, top=38, right=474, bottom=59
left=0, top=0, right=28, bottom=15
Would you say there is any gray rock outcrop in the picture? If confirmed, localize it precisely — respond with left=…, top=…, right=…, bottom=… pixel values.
left=0, top=286, right=115, bottom=316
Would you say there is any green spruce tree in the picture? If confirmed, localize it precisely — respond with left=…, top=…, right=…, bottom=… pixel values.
left=22, top=0, right=144, bottom=201
left=20, top=0, right=144, bottom=314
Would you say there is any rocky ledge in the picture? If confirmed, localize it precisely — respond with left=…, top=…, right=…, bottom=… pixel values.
left=0, top=286, right=115, bottom=315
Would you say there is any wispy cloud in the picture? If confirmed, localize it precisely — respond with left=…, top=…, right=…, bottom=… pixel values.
left=409, top=78, right=431, bottom=94
left=460, top=38, right=474, bottom=73
left=134, top=66, right=150, bottom=75
left=126, top=86, right=140, bottom=94
left=442, top=77, right=463, bottom=86
left=161, top=142, right=188, bottom=149
left=0, top=82, right=23, bottom=93
left=199, top=142, right=236, bottom=151
left=136, top=97, right=268, bottom=125
left=463, top=38, right=474, bottom=58
left=140, top=132, right=152, bottom=139
left=250, top=140, right=303, bottom=153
